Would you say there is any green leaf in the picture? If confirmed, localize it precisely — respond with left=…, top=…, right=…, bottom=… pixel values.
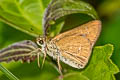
left=81, top=44, right=119, bottom=80
left=60, top=44, right=119, bottom=80
left=0, top=0, right=51, bottom=37
left=96, top=12, right=120, bottom=79
left=43, top=0, right=98, bottom=35
left=0, top=22, right=33, bottom=49
left=96, top=11, right=120, bottom=69
left=58, top=72, right=88, bottom=80
left=0, top=64, right=19, bottom=80
left=0, top=60, right=59, bottom=80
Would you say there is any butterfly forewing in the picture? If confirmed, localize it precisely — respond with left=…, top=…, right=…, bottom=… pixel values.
left=51, top=20, right=101, bottom=68
left=53, top=20, right=101, bottom=45
left=0, top=40, right=38, bottom=63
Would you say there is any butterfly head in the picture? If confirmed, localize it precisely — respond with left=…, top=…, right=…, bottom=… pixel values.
left=36, top=37, right=46, bottom=50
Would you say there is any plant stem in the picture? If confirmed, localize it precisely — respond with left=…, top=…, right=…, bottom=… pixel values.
left=0, top=64, right=19, bottom=80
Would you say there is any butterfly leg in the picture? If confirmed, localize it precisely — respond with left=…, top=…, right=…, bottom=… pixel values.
left=32, top=48, right=45, bottom=68
left=36, top=48, right=42, bottom=67
left=57, top=56, right=63, bottom=76
left=37, top=51, right=41, bottom=67
left=41, top=46, right=47, bottom=68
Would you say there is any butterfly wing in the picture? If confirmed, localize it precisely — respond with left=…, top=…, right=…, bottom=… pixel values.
left=53, top=20, right=101, bottom=46
left=52, top=20, right=101, bottom=68
left=0, top=40, right=38, bottom=63
left=55, top=35, right=91, bottom=68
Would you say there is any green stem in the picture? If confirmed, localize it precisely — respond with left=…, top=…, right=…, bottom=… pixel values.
left=0, top=64, right=19, bottom=80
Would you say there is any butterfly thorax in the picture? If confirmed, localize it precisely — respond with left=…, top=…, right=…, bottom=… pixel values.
left=45, top=39, right=60, bottom=59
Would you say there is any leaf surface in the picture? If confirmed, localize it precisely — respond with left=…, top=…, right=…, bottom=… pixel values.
left=0, top=0, right=51, bottom=37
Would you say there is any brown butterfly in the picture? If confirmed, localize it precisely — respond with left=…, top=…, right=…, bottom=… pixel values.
left=37, top=20, right=101, bottom=72
left=0, top=20, right=101, bottom=74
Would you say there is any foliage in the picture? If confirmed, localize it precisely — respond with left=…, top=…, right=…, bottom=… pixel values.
left=0, top=0, right=119, bottom=80
left=0, top=64, right=19, bottom=80
left=0, top=0, right=51, bottom=37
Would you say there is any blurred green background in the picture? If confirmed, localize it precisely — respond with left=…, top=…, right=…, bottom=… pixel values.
left=0, top=0, right=120, bottom=80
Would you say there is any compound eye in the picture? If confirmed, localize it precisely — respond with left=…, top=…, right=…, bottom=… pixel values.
left=39, top=40, right=44, bottom=45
